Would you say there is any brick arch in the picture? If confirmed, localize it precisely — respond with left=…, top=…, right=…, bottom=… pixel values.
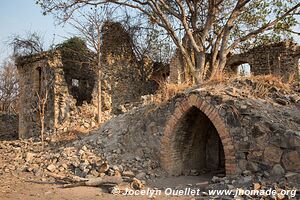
left=160, top=94, right=237, bottom=176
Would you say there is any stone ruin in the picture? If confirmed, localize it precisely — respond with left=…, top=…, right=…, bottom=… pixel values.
left=16, top=51, right=99, bottom=138
left=13, top=21, right=300, bottom=179
left=226, top=41, right=300, bottom=80
left=100, top=21, right=160, bottom=114
left=3, top=22, right=300, bottom=197
left=170, top=40, right=300, bottom=83
left=87, top=76, right=300, bottom=180
left=16, top=21, right=166, bottom=139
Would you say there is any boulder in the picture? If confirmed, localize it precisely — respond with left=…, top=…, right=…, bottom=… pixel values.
left=270, top=164, right=285, bottom=177
left=47, top=164, right=56, bottom=172
left=25, top=152, right=35, bottom=163
left=282, top=151, right=300, bottom=171
left=263, top=145, right=283, bottom=165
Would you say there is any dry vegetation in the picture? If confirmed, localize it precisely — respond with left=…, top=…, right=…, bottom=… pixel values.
left=150, top=72, right=298, bottom=106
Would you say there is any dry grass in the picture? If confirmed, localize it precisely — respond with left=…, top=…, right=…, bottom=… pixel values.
left=142, top=82, right=192, bottom=116
left=153, top=82, right=192, bottom=104
left=201, top=72, right=293, bottom=98
left=202, top=71, right=235, bottom=86
left=145, top=71, right=296, bottom=108
left=247, top=75, right=292, bottom=98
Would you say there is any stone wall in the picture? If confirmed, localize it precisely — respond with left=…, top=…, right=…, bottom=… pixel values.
left=226, top=41, right=300, bottom=80
left=0, top=114, right=18, bottom=140
left=16, top=21, right=167, bottom=138
left=17, top=53, right=54, bottom=138
left=169, top=50, right=186, bottom=84
left=16, top=52, right=98, bottom=138
left=169, top=40, right=300, bottom=83
left=100, top=21, right=159, bottom=114
left=86, top=77, right=300, bottom=178
left=161, top=87, right=300, bottom=177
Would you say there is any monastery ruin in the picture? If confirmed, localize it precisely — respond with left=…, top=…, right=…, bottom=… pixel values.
left=14, top=22, right=300, bottom=179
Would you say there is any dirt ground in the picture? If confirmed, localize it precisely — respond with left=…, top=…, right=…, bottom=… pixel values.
left=0, top=131, right=213, bottom=200
left=0, top=171, right=212, bottom=200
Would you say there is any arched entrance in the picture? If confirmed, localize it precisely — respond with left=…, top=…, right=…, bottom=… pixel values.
left=160, top=95, right=237, bottom=176
left=237, top=63, right=251, bottom=76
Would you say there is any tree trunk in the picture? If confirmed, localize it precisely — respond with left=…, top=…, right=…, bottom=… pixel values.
left=97, top=69, right=102, bottom=124
left=40, top=114, right=44, bottom=149
left=210, top=51, right=228, bottom=79
left=196, top=51, right=206, bottom=83
left=218, top=50, right=229, bottom=74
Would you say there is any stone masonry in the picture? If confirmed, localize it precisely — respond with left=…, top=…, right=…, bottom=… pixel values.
left=14, top=22, right=300, bottom=180
left=84, top=77, right=300, bottom=178
left=100, top=21, right=159, bottom=114
left=16, top=51, right=98, bottom=138
left=170, top=40, right=300, bottom=83
left=0, top=114, right=18, bottom=140
left=16, top=21, right=165, bottom=138
left=226, top=40, right=300, bottom=80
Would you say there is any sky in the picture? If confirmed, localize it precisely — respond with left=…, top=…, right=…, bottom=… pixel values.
left=0, top=0, right=73, bottom=64
left=0, top=1, right=299, bottom=65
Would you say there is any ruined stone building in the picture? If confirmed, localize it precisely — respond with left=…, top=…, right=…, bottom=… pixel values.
left=170, top=40, right=300, bottom=83
left=226, top=41, right=300, bottom=80
left=16, top=51, right=99, bottom=138
left=100, top=21, right=159, bottom=114
left=13, top=22, right=300, bottom=181
left=16, top=21, right=165, bottom=138
left=17, top=21, right=300, bottom=140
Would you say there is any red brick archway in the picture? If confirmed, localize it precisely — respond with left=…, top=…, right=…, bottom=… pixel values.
left=160, top=94, right=237, bottom=176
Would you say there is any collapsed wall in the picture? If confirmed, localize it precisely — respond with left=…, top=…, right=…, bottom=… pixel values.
left=16, top=52, right=98, bottom=138
left=100, top=21, right=159, bottom=114
left=16, top=21, right=168, bottom=138
left=84, top=77, right=300, bottom=179
left=16, top=21, right=167, bottom=138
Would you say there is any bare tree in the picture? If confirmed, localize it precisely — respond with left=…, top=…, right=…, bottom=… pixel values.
left=0, top=58, right=19, bottom=114
left=9, top=31, right=44, bottom=57
left=69, top=7, right=114, bottom=124
left=36, top=67, right=54, bottom=148
left=37, top=87, right=48, bottom=148
left=38, top=0, right=300, bottom=83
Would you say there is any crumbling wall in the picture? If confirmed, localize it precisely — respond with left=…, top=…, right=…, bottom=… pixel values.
left=17, top=53, right=56, bottom=138
left=169, top=40, right=300, bottom=83
left=169, top=50, right=187, bottom=84
left=0, top=114, right=18, bottom=140
left=53, top=54, right=98, bottom=134
left=16, top=52, right=98, bottom=138
left=100, top=21, right=159, bottom=114
left=17, top=21, right=169, bottom=138
left=226, top=41, right=300, bottom=80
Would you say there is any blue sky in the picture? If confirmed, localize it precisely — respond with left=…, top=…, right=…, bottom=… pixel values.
left=0, top=1, right=299, bottom=64
left=0, top=0, right=72, bottom=63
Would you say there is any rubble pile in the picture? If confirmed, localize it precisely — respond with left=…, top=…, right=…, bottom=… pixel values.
left=0, top=140, right=125, bottom=181
left=0, top=139, right=150, bottom=190
left=0, top=138, right=299, bottom=199
left=0, top=76, right=299, bottom=199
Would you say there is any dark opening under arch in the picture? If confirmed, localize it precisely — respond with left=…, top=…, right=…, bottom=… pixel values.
left=161, top=96, right=237, bottom=176
left=171, top=106, right=225, bottom=175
